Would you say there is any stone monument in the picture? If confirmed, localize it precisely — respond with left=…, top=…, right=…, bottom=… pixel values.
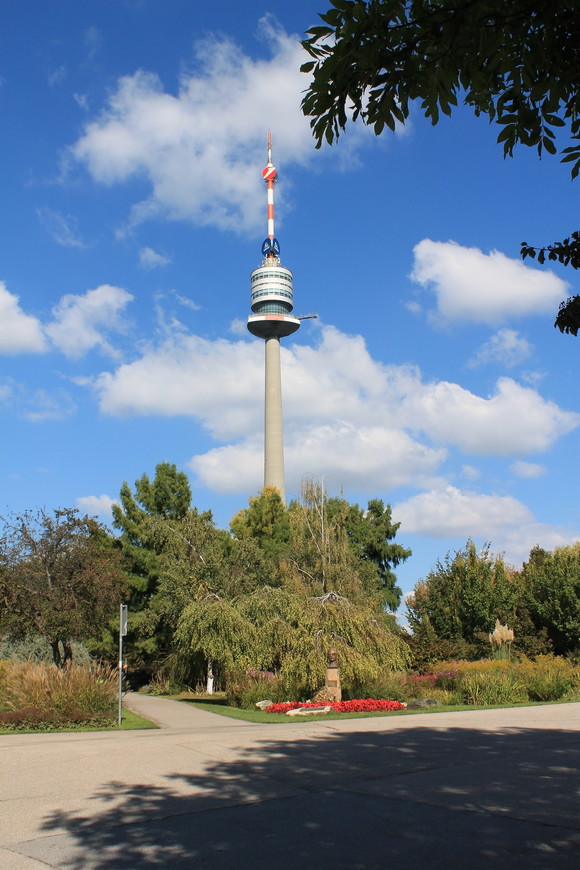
left=324, top=647, right=342, bottom=702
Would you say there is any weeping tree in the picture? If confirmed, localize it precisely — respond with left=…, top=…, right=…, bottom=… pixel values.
left=175, top=594, right=261, bottom=693
left=148, top=510, right=276, bottom=690
left=175, top=584, right=410, bottom=699
left=282, top=481, right=381, bottom=605
left=151, top=481, right=411, bottom=696
left=261, top=589, right=411, bottom=697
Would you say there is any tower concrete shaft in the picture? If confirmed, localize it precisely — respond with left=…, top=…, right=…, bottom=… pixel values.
left=247, top=132, right=299, bottom=503
left=264, top=336, right=285, bottom=501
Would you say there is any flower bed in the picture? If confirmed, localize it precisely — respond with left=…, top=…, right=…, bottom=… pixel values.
left=266, top=699, right=406, bottom=714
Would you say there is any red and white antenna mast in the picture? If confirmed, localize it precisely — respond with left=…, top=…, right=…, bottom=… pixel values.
left=262, top=130, right=278, bottom=243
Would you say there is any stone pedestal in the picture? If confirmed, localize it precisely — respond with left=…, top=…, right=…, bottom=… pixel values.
left=325, top=667, right=341, bottom=702
left=325, top=648, right=341, bottom=702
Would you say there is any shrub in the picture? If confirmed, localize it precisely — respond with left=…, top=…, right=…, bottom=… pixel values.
left=460, top=669, right=527, bottom=705
left=345, top=671, right=407, bottom=702
left=142, top=674, right=184, bottom=696
left=225, top=670, right=285, bottom=709
left=515, top=655, right=580, bottom=701
left=404, top=673, right=437, bottom=696
left=433, top=658, right=512, bottom=675
left=0, top=661, right=117, bottom=729
left=0, top=635, right=92, bottom=665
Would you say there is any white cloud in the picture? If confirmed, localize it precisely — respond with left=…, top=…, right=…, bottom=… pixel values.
left=229, top=318, right=248, bottom=336
left=393, top=485, right=579, bottom=568
left=401, top=376, right=579, bottom=455
left=189, top=440, right=262, bottom=494
left=511, top=460, right=546, bottom=478
left=394, top=486, right=533, bottom=538
left=46, top=284, right=133, bottom=359
left=93, top=333, right=262, bottom=436
left=468, top=329, right=533, bottom=368
left=70, top=17, right=365, bottom=235
left=86, top=323, right=577, bottom=494
left=76, top=494, right=117, bottom=517
left=170, top=291, right=200, bottom=311
left=192, top=423, right=446, bottom=495
left=462, top=464, right=480, bottom=480
left=83, top=26, right=101, bottom=61
left=23, top=389, right=76, bottom=422
left=139, top=246, right=171, bottom=269
left=0, top=282, right=46, bottom=355
left=411, top=239, right=567, bottom=325
left=493, top=526, right=580, bottom=568
left=73, top=92, right=89, bottom=111
left=36, top=207, right=85, bottom=248
left=48, top=65, right=66, bottom=87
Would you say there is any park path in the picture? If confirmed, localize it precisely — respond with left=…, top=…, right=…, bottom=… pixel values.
left=1, top=695, right=579, bottom=869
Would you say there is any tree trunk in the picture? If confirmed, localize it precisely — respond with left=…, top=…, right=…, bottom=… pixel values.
left=50, top=640, right=63, bottom=668
left=50, top=639, right=73, bottom=668
left=62, top=641, right=73, bottom=666
left=206, top=658, right=214, bottom=694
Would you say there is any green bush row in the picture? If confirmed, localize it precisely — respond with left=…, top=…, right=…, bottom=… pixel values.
left=221, top=655, right=580, bottom=709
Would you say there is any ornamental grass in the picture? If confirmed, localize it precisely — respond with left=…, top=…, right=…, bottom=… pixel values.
left=0, top=660, right=117, bottom=729
left=423, top=654, right=580, bottom=704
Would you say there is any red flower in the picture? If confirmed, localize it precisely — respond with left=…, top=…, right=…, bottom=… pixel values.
left=266, top=699, right=406, bottom=714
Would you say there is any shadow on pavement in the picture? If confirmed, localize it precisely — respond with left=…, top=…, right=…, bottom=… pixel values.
left=22, top=725, right=580, bottom=869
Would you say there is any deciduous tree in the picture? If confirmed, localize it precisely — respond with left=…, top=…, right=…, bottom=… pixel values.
left=0, top=509, right=127, bottom=667
left=406, top=541, right=519, bottom=657
left=522, top=543, right=580, bottom=655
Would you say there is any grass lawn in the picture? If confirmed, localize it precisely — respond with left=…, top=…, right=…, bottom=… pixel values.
left=173, top=694, right=571, bottom=724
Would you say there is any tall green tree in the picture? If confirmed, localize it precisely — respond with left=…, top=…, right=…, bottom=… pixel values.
left=171, top=483, right=411, bottom=695
left=0, top=509, right=127, bottom=667
left=112, top=462, right=193, bottom=669
left=230, top=487, right=291, bottom=559
left=407, top=541, right=520, bottom=659
left=332, top=498, right=411, bottom=610
left=522, top=543, right=580, bottom=655
left=301, top=0, right=580, bottom=334
left=282, top=482, right=384, bottom=605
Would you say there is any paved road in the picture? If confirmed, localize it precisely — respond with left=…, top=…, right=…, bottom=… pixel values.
left=1, top=695, right=579, bottom=869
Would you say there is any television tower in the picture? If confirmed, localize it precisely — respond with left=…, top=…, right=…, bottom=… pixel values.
left=247, top=133, right=300, bottom=503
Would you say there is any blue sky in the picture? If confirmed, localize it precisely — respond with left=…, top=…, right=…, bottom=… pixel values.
left=1, top=0, right=578, bottom=605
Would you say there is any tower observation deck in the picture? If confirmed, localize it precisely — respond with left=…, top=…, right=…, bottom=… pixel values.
left=247, top=137, right=300, bottom=340
left=247, top=133, right=300, bottom=501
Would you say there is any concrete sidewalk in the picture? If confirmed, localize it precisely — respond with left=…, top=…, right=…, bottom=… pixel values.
left=1, top=695, right=579, bottom=869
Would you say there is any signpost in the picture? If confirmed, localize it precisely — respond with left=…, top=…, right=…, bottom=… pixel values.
left=118, top=604, right=128, bottom=726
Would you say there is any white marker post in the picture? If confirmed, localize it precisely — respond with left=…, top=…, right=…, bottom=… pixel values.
left=118, top=604, right=128, bottom=726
